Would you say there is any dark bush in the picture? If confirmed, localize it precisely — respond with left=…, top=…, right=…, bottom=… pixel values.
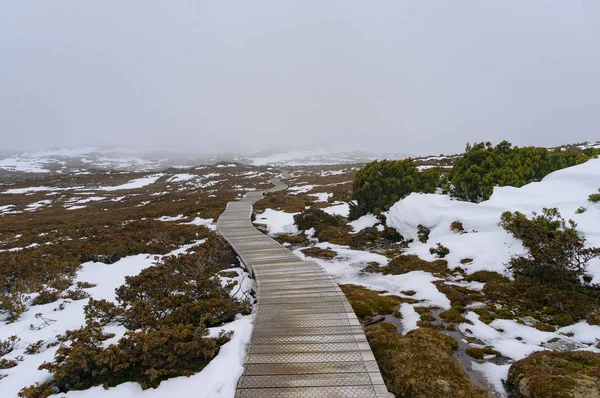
left=293, top=207, right=345, bottom=232
left=449, top=141, right=589, bottom=203
left=350, top=159, right=441, bottom=218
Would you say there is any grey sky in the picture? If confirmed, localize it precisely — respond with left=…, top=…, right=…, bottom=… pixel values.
left=1, top=1, right=599, bottom=155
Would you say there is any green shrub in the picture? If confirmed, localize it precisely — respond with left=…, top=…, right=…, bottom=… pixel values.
left=449, top=141, right=589, bottom=203
left=575, top=206, right=586, bottom=214
left=417, top=224, right=430, bottom=243
left=589, top=190, right=600, bottom=203
left=350, top=159, right=441, bottom=218
left=500, top=208, right=600, bottom=286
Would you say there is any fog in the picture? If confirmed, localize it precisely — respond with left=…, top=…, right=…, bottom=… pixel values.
left=1, top=1, right=598, bottom=156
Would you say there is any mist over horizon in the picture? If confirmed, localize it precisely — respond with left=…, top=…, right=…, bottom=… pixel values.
left=1, top=1, right=599, bottom=155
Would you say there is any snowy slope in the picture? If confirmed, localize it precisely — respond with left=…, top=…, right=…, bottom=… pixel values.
left=388, top=158, right=600, bottom=279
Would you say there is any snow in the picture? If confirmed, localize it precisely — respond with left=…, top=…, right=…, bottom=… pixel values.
left=471, top=362, right=511, bottom=397
left=558, top=321, right=600, bottom=345
left=254, top=209, right=298, bottom=235
left=181, top=216, right=216, bottom=231
left=167, top=174, right=197, bottom=183
left=399, top=303, right=420, bottom=335
left=387, top=158, right=600, bottom=277
left=308, top=192, right=332, bottom=202
left=293, top=243, right=450, bottom=309
left=288, top=185, right=314, bottom=194
left=3, top=186, right=82, bottom=194
left=25, top=199, right=52, bottom=211
left=156, top=214, right=186, bottom=222
left=94, top=174, right=164, bottom=191
left=348, top=214, right=379, bottom=232
left=322, top=202, right=350, bottom=217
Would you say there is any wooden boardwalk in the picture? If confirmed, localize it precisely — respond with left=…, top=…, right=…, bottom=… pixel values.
left=217, top=178, right=391, bottom=398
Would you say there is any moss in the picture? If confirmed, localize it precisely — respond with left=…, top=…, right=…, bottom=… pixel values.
left=435, top=283, right=472, bottom=307
left=465, top=347, right=500, bottom=360
left=473, top=308, right=496, bottom=324
left=365, top=323, right=487, bottom=397
left=506, top=351, right=600, bottom=398
left=463, top=271, right=504, bottom=283
left=300, top=247, right=338, bottom=260
left=414, top=307, right=436, bottom=322
left=339, top=284, right=404, bottom=321
left=460, top=258, right=474, bottom=264
left=439, top=307, right=467, bottom=323
left=482, top=275, right=600, bottom=327
left=371, top=254, right=450, bottom=277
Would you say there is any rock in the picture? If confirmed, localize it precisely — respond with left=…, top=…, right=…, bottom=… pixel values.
left=542, top=338, right=586, bottom=351
left=519, top=316, right=537, bottom=326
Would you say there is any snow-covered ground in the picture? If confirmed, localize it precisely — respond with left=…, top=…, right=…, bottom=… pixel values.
left=254, top=209, right=298, bottom=235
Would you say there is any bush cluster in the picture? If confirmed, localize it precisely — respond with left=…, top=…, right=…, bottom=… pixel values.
left=350, top=159, right=440, bottom=218
left=21, top=234, right=250, bottom=396
left=449, top=141, right=592, bottom=202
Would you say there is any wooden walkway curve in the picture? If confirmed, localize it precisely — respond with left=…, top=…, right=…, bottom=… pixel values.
left=217, top=178, right=392, bottom=398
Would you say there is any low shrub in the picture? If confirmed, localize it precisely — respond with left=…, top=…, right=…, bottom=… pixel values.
left=417, top=224, right=430, bottom=243
left=575, top=206, right=586, bottom=214
left=429, top=243, right=450, bottom=258
left=31, top=290, right=61, bottom=306
left=25, top=340, right=45, bottom=355
left=0, top=358, right=18, bottom=369
left=450, top=221, right=465, bottom=233
left=0, top=335, right=20, bottom=356
left=589, top=191, right=600, bottom=203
